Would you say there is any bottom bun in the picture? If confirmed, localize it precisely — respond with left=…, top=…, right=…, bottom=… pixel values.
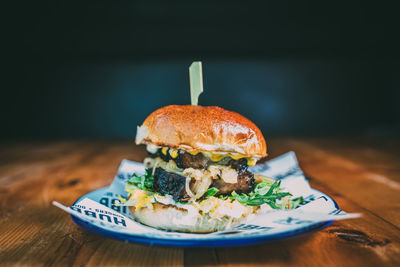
left=130, top=203, right=245, bottom=233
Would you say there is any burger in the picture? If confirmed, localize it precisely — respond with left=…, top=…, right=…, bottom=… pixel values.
left=124, top=105, right=302, bottom=233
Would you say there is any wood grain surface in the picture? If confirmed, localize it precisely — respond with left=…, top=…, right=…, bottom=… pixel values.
left=0, top=137, right=399, bottom=267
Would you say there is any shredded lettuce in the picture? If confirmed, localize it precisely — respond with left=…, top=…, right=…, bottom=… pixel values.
left=127, top=169, right=154, bottom=191
left=205, top=187, right=219, bottom=196
left=286, top=196, right=304, bottom=209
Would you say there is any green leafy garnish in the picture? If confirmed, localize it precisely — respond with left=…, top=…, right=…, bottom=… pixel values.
left=206, top=187, right=219, bottom=196
left=288, top=196, right=304, bottom=209
left=230, top=180, right=301, bottom=209
left=217, top=195, right=229, bottom=200
left=231, top=191, right=249, bottom=203
left=254, top=179, right=274, bottom=195
left=127, top=169, right=154, bottom=191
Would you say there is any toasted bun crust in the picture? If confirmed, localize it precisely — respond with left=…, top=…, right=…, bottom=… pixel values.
left=135, top=105, right=267, bottom=158
left=130, top=203, right=245, bottom=233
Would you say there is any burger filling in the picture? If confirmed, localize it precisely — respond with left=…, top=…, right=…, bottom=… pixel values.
left=123, top=145, right=304, bottom=220
left=144, top=145, right=256, bottom=201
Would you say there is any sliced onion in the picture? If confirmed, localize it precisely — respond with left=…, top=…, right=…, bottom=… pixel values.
left=185, top=177, right=196, bottom=199
left=143, top=157, right=154, bottom=169
left=191, top=176, right=213, bottom=200
left=152, top=159, right=160, bottom=176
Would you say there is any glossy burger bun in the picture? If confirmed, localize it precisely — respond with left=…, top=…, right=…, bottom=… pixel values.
left=130, top=203, right=246, bottom=233
left=135, top=105, right=267, bottom=158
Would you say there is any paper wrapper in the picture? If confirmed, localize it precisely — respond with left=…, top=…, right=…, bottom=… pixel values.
left=53, top=152, right=360, bottom=240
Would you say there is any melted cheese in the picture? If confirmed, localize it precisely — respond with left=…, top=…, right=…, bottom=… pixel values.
left=128, top=189, right=154, bottom=210
left=135, top=195, right=153, bottom=210
left=169, top=148, right=178, bottom=158
left=247, top=158, right=256, bottom=167
left=230, top=153, right=243, bottom=160
left=210, top=153, right=225, bottom=162
left=148, top=145, right=258, bottom=166
left=196, top=150, right=257, bottom=166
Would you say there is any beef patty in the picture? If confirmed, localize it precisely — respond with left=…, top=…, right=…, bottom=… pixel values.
left=152, top=167, right=190, bottom=202
left=211, top=171, right=254, bottom=195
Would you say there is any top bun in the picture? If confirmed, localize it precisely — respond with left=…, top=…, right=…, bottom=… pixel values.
left=136, top=105, right=267, bottom=158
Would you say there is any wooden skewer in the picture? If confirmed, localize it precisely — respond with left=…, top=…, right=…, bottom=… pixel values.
left=189, top=61, right=204, bottom=105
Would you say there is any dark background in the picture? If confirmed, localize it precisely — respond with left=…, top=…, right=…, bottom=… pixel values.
left=2, top=1, right=399, bottom=140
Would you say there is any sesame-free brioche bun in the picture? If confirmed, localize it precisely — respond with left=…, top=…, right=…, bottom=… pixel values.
left=135, top=105, right=267, bottom=158
left=130, top=203, right=245, bottom=233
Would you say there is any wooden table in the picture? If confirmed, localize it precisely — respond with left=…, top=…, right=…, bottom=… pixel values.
left=1, top=137, right=399, bottom=266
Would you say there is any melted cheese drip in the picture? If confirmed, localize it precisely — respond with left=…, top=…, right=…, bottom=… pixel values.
left=247, top=158, right=256, bottom=167
left=169, top=148, right=179, bottom=158
left=201, top=151, right=257, bottom=166
left=210, top=153, right=225, bottom=162
left=128, top=189, right=153, bottom=210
